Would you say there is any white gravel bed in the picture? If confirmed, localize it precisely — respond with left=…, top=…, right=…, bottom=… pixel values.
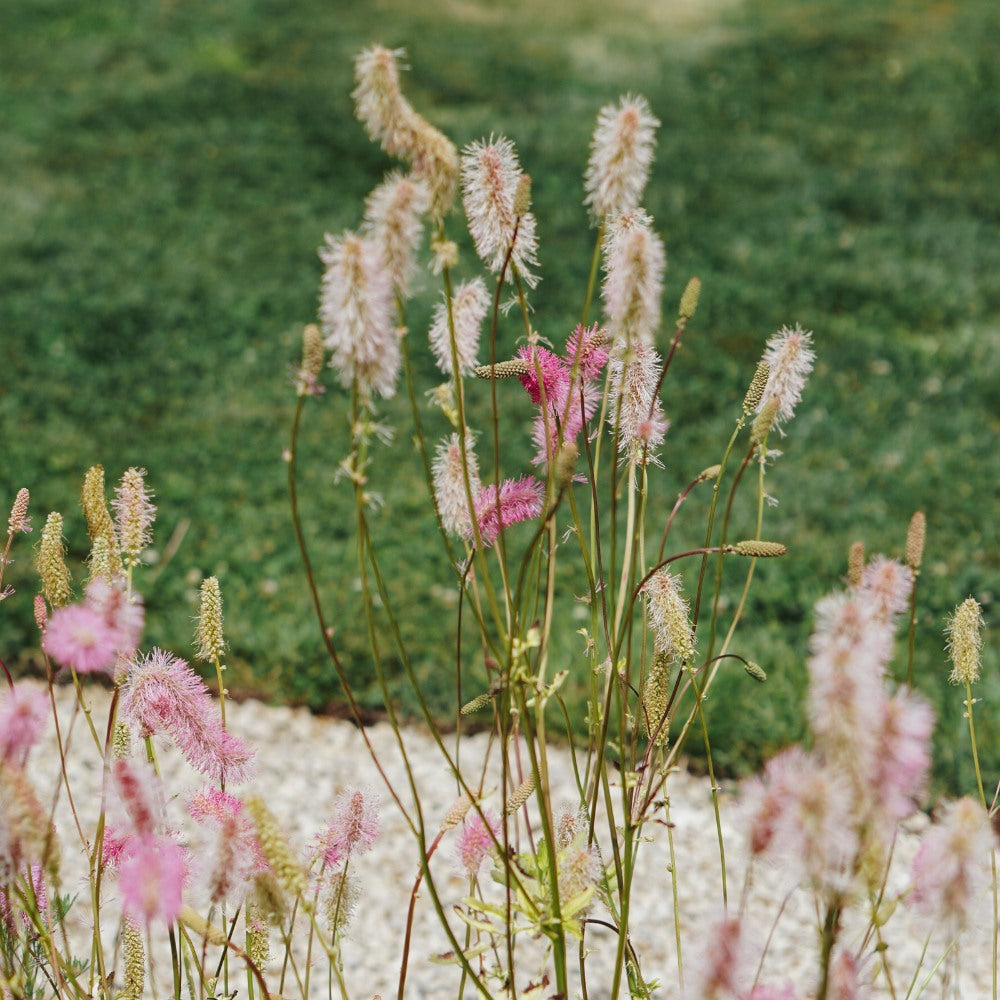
left=16, top=679, right=995, bottom=999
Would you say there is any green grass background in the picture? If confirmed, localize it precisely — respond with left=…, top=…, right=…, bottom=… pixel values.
left=2, top=0, right=997, bottom=791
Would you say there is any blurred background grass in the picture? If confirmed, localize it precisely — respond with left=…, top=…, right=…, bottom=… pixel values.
left=2, top=0, right=997, bottom=791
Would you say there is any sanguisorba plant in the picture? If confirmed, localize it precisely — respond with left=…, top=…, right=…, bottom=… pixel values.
left=1, top=44, right=996, bottom=1000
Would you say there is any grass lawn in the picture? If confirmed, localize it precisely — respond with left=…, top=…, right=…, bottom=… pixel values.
left=2, top=0, right=997, bottom=790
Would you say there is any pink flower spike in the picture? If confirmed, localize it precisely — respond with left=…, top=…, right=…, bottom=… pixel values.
left=564, top=323, right=610, bottom=382
left=42, top=604, right=119, bottom=674
left=119, top=649, right=255, bottom=785
left=516, top=345, right=569, bottom=406
left=85, top=578, right=145, bottom=657
left=456, top=810, right=500, bottom=879
left=0, top=686, right=48, bottom=764
left=756, top=324, right=815, bottom=432
left=468, top=477, right=545, bottom=547
left=858, top=556, right=913, bottom=621
left=315, top=788, right=380, bottom=869
left=687, top=915, right=746, bottom=1000
left=119, top=834, right=186, bottom=925
left=872, top=689, right=933, bottom=824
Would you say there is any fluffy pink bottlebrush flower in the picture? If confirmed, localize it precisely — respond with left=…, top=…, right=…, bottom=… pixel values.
left=743, top=747, right=856, bottom=891
left=119, top=833, right=186, bottom=926
left=608, top=344, right=668, bottom=465
left=601, top=208, right=665, bottom=353
left=0, top=865, right=48, bottom=935
left=806, top=591, right=894, bottom=781
left=362, top=171, right=428, bottom=298
left=686, top=915, right=747, bottom=1000
left=0, top=686, right=48, bottom=764
left=429, top=277, right=489, bottom=377
left=456, top=810, right=500, bottom=879
left=198, top=810, right=259, bottom=907
left=857, top=556, right=913, bottom=622
left=564, top=323, right=610, bottom=383
left=909, top=796, right=996, bottom=927
left=870, top=689, right=933, bottom=825
left=85, top=578, right=145, bottom=657
left=517, top=345, right=570, bottom=406
left=531, top=384, right=600, bottom=467
left=755, top=324, right=815, bottom=433
left=101, top=823, right=138, bottom=870
left=319, top=231, right=399, bottom=400
left=119, top=649, right=255, bottom=786
left=112, top=758, right=165, bottom=838
left=433, top=433, right=481, bottom=537
left=468, top=476, right=545, bottom=548
left=460, top=136, right=539, bottom=286
left=188, top=785, right=267, bottom=874
left=584, top=94, right=659, bottom=219
left=314, top=788, right=380, bottom=869
left=351, top=45, right=410, bottom=154
left=42, top=603, right=119, bottom=675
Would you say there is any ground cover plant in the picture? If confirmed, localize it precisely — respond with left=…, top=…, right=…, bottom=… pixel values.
left=2, top=41, right=998, bottom=1000
left=1, top=0, right=997, bottom=788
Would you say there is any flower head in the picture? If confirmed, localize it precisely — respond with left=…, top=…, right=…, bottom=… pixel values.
left=429, top=277, right=488, bottom=377
left=314, top=788, right=380, bottom=869
left=120, top=649, right=254, bottom=785
left=642, top=571, right=695, bottom=663
left=468, top=476, right=545, bottom=547
left=43, top=604, right=119, bottom=675
left=433, top=432, right=481, bottom=537
left=7, top=488, right=30, bottom=535
left=113, top=468, right=156, bottom=569
left=320, top=231, right=399, bottom=400
left=601, top=209, right=665, bottom=352
left=461, top=136, right=539, bottom=286
left=36, top=511, right=72, bottom=608
left=870, top=689, right=933, bottom=825
left=362, top=171, right=428, bottom=297
left=755, top=325, right=815, bottom=432
left=584, top=94, right=659, bottom=219
left=195, top=576, right=225, bottom=663
left=946, top=597, right=984, bottom=685
left=120, top=834, right=186, bottom=925
left=858, top=556, right=913, bottom=621
left=456, top=810, right=500, bottom=879
left=0, top=686, right=48, bottom=764
left=516, top=345, right=569, bottom=406
left=608, top=343, right=668, bottom=464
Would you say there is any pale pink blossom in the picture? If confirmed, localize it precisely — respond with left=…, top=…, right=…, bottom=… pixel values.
left=119, top=649, right=254, bottom=785
left=429, top=277, right=488, bottom=376
left=85, top=577, right=144, bottom=656
left=601, top=209, right=665, bottom=352
left=828, top=950, right=864, bottom=1000
left=362, top=171, right=428, bottom=297
left=188, top=785, right=267, bottom=874
left=101, top=823, right=137, bottom=870
left=314, top=788, right=380, bottom=869
left=112, top=758, right=164, bottom=837
left=870, top=689, right=933, bottom=824
left=909, top=796, right=996, bottom=927
left=742, top=985, right=799, bottom=1000
left=468, top=476, right=545, bottom=547
left=755, top=324, right=815, bottom=432
left=113, top=467, right=156, bottom=568
left=530, top=383, right=600, bottom=467
left=432, top=433, right=481, bottom=537
left=42, top=604, right=119, bottom=674
left=806, top=591, right=894, bottom=780
left=319, top=231, right=399, bottom=399
left=456, top=810, right=500, bottom=879
left=0, top=686, right=48, bottom=763
left=608, top=343, right=668, bottom=464
left=857, top=556, right=913, bottom=621
left=120, top=833, right=186, bottom=925
left=584, top=94, right=659, bottom=219
left=461, top=136, right=538, bottom=286
left=564, top=323, right=610, bottom=382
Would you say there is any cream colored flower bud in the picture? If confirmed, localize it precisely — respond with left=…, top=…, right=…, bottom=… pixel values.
left=733, top=540, right=787, bottom=558
left=196, top=576, right=226, bottom=663
left=743, top=661, right=767, bottom=682
left=246, top=797, right=307, bottom=899
left=7, top=488, right=30, bottom=535
left=513, top=173, right=532, bottom=216
left=461, top=692, right=492, bottom=715
left=946, top=597, right=984, bottom=685
left=506, top=775, right=535, bottom=814
left=743, top=362, right=770, bottom=414
left=697, top=464, right=722, bottom=483
left=121, top=918, right=145, bottom=1000
left=848, top=541, right=865, bottom=587
left=440, top=794, right=473, bottom=831
left=36, top=512, right=72, bottom=608
left=905, top=511, right=926, bottom=571
left=750, top=398, right=779, bottom=445
left=87, top=533, right=115, bottom=585
left=554, top=439, right=579, bottom=489
left=679, top=277, right=701, bottom=321
left=641, top=649, right=672, bottom=746
left=475, top=359, right=530, bottom=379
left=245, top=900, right=271, bottom=969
